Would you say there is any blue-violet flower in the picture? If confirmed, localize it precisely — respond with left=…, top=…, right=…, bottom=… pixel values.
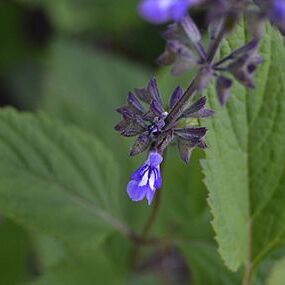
left=138, top=0, right=199, bottom=24
left=270, top=0, right=285, bottom=32
left=127, top=151, right=163, bottom=205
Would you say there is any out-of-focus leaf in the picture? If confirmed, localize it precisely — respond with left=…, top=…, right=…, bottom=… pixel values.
left=31, top=234, right=67, bottom=270
left=0, top=3, right=31, bottom=67
left=0, top=109, right=129, bottom=253
left=3, top=61, right=44, bottom=110
left=266, top=257, right=285, bottom=285
left=16, top=0, right=142, bottom=34
left=253, top=246, right=285, bottom=285
left=41, top=40, right=148, bottom=158
left=27, top=231, right=133, bottom=284
left=157, top=149, right=213, bottom=242
left=179, top=242, right=241, bottom=285
left=0, top=218, right=34, bottom=285
left=202, top=23, right=285, bottom=271
left=26, top=249, right=122, bottom=285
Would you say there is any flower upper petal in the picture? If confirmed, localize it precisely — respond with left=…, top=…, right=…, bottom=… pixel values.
left=131, top=163, right=148, bottom=181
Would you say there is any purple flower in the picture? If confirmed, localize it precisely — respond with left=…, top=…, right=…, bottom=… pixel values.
left=127, top=151, right=163, bottom=205
left=138, top=0, right=198, bottom=24
left=270, top=0, right=285, bottom=32
left=271, top=0, right=285, bottom=21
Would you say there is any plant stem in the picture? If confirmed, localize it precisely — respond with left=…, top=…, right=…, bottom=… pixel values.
left=142, top=186, right=162, bottom=238
left=129, top=190, right=162, bottom=269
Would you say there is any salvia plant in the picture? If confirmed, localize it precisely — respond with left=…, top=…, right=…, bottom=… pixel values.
left=1, top=0, right=285, bottom=285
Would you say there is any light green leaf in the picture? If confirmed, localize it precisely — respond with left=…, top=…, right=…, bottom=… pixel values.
left=0, top=108, right=130, bottom=253
left=202, top=23, right=285, bottom=271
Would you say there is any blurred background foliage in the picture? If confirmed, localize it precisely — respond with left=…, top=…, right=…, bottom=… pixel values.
left=0, top=1, right=283, bottom=284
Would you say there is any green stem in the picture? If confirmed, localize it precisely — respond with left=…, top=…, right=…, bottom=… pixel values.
left=142, top=185, right=162, bottom=238
left=129, top=190, right=162, bottom=269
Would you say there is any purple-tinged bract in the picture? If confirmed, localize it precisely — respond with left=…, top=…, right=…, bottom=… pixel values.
left=127, top=151, right=163, bottom=205
left=138, top=0, right=198, bottom=24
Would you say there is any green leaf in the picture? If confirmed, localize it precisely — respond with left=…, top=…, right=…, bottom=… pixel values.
left=31, top=234, right=67, bottom=270
left=28, top=232, right=131, bottom=284
left=202, top=23, right=285, bottom=271
left=0, top=2, right=38, bottom=68
left=179, top=242, right=241, bottom=285
left=16, top=0, right=142, bottom=34
left=26, top=249, right=122, bottom=285
left=0, top=218, right=34, bottom=284
left=0, top=108, right=130, bottom=253
left=266, top=257, right=285, bottom=285
left=157, top=148, right=213, bottom=241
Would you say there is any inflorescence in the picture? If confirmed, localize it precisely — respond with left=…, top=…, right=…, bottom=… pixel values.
left=115, top=0, right=285, bottom=205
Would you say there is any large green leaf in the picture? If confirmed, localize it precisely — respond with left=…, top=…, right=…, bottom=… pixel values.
left=202, top=23, right=285, bottom=272
left=0, top=109, right=129, bottom=253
